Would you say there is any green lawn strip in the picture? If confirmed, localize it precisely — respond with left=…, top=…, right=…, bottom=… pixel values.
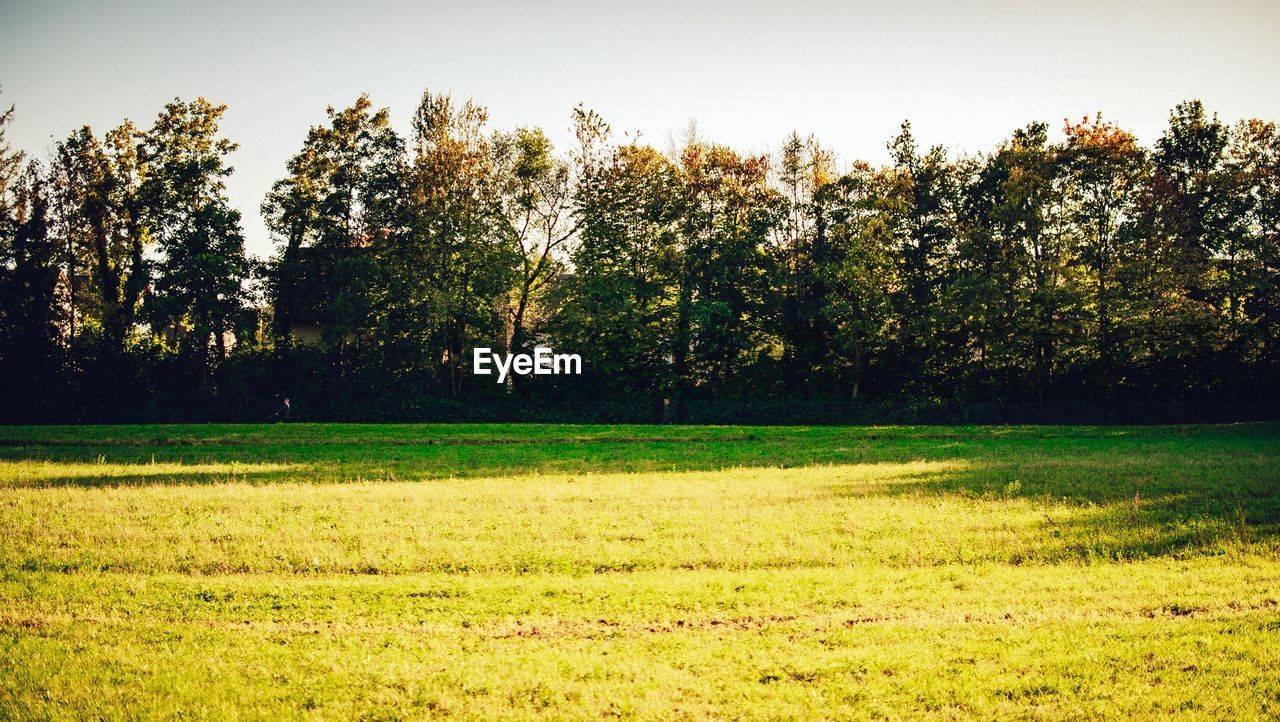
left=2, top=459, right=1276, bottom=575
left=0, top=423, right=1276, bottom=486
left=3, top=565, right=1278, bottom=720
left=0, top=421, right=1273, bottom=447
left=3, top=561, right=1278, bottom=629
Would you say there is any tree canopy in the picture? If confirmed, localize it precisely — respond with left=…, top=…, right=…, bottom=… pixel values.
left=2, top=91, right=1278, bottom=423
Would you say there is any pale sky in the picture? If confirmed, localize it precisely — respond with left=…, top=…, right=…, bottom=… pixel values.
left=2, top=0, right=1278, bottom=257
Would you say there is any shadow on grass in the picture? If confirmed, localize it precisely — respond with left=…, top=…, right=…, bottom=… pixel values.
left=1, top=423, right=1277, bottom=485
left=818, top=459, right=1280, bottom=561
left=0, top=461, right=303, bottom=488
left=0, top=438, right=975, bottom=485
left=1, top=426, right=1277, bottom=563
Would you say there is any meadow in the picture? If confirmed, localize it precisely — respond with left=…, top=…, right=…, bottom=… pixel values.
left=0, top=422, right=1278, bottom=719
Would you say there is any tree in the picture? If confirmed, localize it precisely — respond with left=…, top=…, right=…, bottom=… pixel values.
left=771, top=132, right=835, bottom=392
left=1104, top=103, right=1231, bottom=399
left=675, top=139, right=782, bottom=397
left=0, top=98, right=22, bottom=216
left=144, top=98, right=250, bottom=361
left=1227, top=118, right=1280, bottom=387
left=494, top=126, right=575, bottom=365
left=1154, top=101, right=1231, bottom=277
left=368, top=90, right=513, bottom=395
left=814, top=162, right=896, bottom=398
left=550, top=117, right=684, bottom=402
left=881, top=121, right=962, bottom=397
left=1060, top=113, right=1146, bottom=399
left=6, top=88, right=1280, bottom=422
left=0, top=120, right=66, bottom=417
left=955, top=123, right=1081, bottom=402
left=263, top=95, right=401, bottom=343
left=52, top=122, right=151, bottom=350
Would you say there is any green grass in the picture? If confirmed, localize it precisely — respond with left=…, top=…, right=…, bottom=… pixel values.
left=1, top=423, right=1278, bottom=719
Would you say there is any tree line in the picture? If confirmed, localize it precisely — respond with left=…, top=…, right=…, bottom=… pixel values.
left=1, top=90, right=1277, bottom=422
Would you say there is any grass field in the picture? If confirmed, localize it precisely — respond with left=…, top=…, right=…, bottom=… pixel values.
left=1, top=423, right=1278, bottom=719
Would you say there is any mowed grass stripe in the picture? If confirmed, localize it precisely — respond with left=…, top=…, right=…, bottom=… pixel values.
left=5, top=609, right=1277, bottom=719
left=4, top=562, right=1279, bottom=629
left=3, top=459, right=1277, bottom=574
